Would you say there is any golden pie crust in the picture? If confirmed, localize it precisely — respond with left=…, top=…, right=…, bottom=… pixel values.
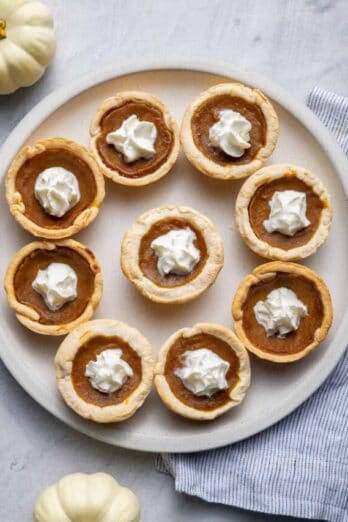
left=55, top=319, right=154, bottom=423
left=5, top=138, right=105, bottom=239
left=4, top=239, right=103, bottom=336
left=121, top=206, right=224, bottom=304
left=90, top=91, right=180, bottom=186
left=232, top=262, right=333, bottom=363
left=236, top=164, right=332, bottom=261
left=155, top=323, right=250, bottom=420
left=181, top=82, right=279, bottom=180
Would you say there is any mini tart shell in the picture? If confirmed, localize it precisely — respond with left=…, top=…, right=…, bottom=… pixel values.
left=121, top=205, right=224, bottom=304
left=236, top=164, right=332, bottom=261
left=90, top=91, right=180, bottom=187
left=232, top=261, right=333, bottom=363
left=155, top=323, right=250, bottom=421
left=181, top=82, right=279, bottom=180
left=5, top=138, right=105, bottom=240
left=4, top=239, right=103, bottom=336
left=55, top=319, right=154, bottom=423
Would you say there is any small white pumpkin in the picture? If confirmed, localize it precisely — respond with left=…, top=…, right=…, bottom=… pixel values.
left=34, top=472, right=141, bottom=522
left=0, top=0, right=56, bottom=94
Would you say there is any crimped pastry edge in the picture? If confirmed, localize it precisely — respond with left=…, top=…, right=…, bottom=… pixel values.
left=154, top=322, right=250, bottom=420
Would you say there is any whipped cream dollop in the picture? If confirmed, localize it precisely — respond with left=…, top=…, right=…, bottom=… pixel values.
left=151, top=227, right=200, bottom=277
left=263, top=190, right=311, bottom=237
left=32, top=262, right=77, bottom=311
left=209, top=109, right=251, bottom=158
left=34, top=167, right=80, bottom=218
left=106, top=114, right=157, bottom=163
left=85, top=349, right=133, bottom=394
left=254, top=287, right=308, bottom=338
left=175, top=348, right=230, bottom=397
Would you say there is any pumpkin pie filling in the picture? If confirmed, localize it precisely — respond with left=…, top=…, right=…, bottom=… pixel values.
left=139, top=217, right=208, bottom=287
left=96, top=101, right=174, bottom=179
left=14, top=246, right=96, bottom=325
left=249, top=175, right=325, bottom=250
left=242, top=273, right=324, bottom=355
left=15, top=149, right=98, bottom=229
left=164, top=333, right=240, bottom=411
left=191, top=94, right=266, bottom=166
left=71, top=335, right=142, bottom=407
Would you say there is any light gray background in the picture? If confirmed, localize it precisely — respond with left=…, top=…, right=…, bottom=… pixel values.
left=0, top=1, right=347, bottom=521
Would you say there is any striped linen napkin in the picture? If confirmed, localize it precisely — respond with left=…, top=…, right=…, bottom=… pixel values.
left=157, top=87, right=348, bottom=522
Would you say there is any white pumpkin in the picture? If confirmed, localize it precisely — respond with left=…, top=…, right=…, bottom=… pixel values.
left=34, top=472, right=141, bottom=522
left=0, top=0, right=56, bottom=94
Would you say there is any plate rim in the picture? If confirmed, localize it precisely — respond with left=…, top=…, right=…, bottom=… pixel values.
left=1, top=58, right=347, bottom=453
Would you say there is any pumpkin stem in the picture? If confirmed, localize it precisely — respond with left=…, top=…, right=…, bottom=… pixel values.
left=0, top=20, right=6, bottom=39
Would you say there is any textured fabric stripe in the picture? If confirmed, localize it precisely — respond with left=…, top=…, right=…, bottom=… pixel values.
left=307, top=87, right=348, bottom=154
left=157, top=88, right=348, bottom=522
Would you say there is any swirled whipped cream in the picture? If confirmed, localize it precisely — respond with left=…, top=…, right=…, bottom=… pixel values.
left=175, top=349, right=230, bottom=397
left=151, top=227, right=200, bottom=277
left=32, top=262, right=77, bottom=311
left=254, top=287, right=308, bottom=338
left=209, top=109, right=251, bottom=158
left=34, top=167, right=80, bottom=218
left=85, top=349, right=133, bottom=394
left=263, top=190, right=311, bottom=237
left=106, top=114, right=157, bottom=163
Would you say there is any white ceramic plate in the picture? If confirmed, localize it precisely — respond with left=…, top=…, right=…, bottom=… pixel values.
left=1, top=60, right=347, bottom=453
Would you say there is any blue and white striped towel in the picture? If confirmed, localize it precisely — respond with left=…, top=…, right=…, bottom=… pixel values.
left=157, top=88, right=348, bottom=522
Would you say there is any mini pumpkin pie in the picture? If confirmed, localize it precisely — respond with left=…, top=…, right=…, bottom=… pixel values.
left=4, top=239, right=102, bottom=335
left=232, top=262, right=333, bottom=363
left=236, top=164, right=332, bottom=261
left=55, top=319, right=154, bottom=423
left=121, top=206, right=224, bottom=304
left=181, top=82, right=279, bottom=180
left=155, top=323, right=250, bottom=420
left=6, top=138, right=105, bottom=239
left=90, top=91, right=180, bottom=186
